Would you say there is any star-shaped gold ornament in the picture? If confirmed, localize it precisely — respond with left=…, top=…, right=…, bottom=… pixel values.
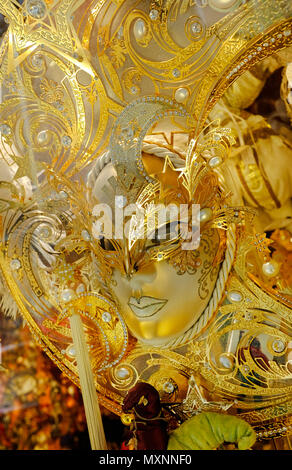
left=0, top=0, right=94, bottom=76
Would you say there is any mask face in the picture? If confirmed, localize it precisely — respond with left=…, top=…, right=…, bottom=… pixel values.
left=109, top=228, right=220, bottom=346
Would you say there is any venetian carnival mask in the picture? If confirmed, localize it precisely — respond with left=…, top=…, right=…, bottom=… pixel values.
left=0, top=0, right=292, bottom=450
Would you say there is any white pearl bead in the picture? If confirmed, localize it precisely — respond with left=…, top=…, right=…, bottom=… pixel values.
left=209, top=156, right=222, bottom=168
left=272, top=339, right=285, bottom=353
left=81, top=229, right=91, bottom=241
left=199, top=208, right=213, bottom=223
left=36, top=130, right=49, bottom=144
left=262, top=261, right=280, bottom=277
left=10, top=259, right=21, bottom=270
left=227, top=290, right=242, bottom=302
left=133, top=19, right=147, bottom=40
left=67, top=345, right=76, bottom=357
left=174, top=87, right=189, bottom=103
left=209, top=0, right=238, bottom=11
left=76, top=283, right=85, bottom=294
left=116, top=367, right=130, bottom=379
left=61, top=288, right=75, bottom=303
left=219, top=355, right=233, bottom=369
left=58, top=190, right=68, bottom=199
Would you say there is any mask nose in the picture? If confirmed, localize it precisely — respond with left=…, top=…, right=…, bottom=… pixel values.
left=128, top=264, right=157, bottom=295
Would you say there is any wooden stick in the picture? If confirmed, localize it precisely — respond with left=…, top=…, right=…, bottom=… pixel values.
left=69, top=312, right=107, bottom=450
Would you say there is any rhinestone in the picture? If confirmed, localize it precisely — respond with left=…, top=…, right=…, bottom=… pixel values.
left=271, top=38, right=276, bottom=43
left=227, top=290, right=242, bottom=302
left=263, top=42, right=269, bottom=47
left=191, top=21, right=201, bottom=35
left=213, top=133, right=221, bottom=141
left=27, top=0, right=47, bottom=19
left=0, top=124, right=11, bottom=135
left=242, top=365, right=250, bottom=374
left=172, top=68, right=181, bottom=78
left=277, top=33, right=283, bottom=38
left=62, top=135, right=72, bottom=147
left=257, top=46, right=262, bottom=51
left=272, top=339, right=285, bottom=353
left=10, top=259, right=21, bottom=270
left=130, top=86, right=138, bottom=94
left=157, top=253, right=163, bottom=261
left=102, top=312, right=112, bottom=322
left=163, top=381, right=175, bottom=393
left=149, top=9, right=159, bottom=20
left=284, top=30, right=291, bottom=36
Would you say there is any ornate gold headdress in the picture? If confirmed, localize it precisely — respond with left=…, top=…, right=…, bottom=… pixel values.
left=0, top=0, right=292, bottom=449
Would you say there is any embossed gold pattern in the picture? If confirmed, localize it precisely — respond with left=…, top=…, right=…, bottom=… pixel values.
left=0, top=0, right=291, bottom=444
